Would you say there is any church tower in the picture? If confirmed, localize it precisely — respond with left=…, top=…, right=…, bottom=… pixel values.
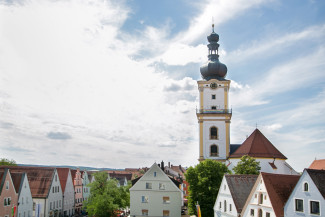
left=197, top=25, right=231, bottom=161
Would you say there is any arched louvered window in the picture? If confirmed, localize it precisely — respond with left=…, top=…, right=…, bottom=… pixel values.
left=210, top=126, right=218, bottom=139
left=210, top=145, right=219, bottom=157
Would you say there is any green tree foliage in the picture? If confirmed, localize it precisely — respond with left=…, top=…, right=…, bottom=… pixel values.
left=185, top=159, right=230, bottom=217
left=0, top=158, right=17, bottom=166
left=84, top=171, right=130, bottom=217
left=233, top=155, right=261, bottom=175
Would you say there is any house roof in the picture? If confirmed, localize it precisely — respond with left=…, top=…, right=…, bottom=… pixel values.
left=262, top=172, right=300, bottom=217
left=10, top=171, right=24, bottom=194
left=309, top=159, right=325, bottom=170
left=107, top=170, right=132, bottom=181
left=56, top=168, right=70, bottom=193
left=306, top=169, right=325, bottom=199
left=225, top=175, right=258, bottom=213
left=0, top=166, right=55, bottom=198
left=230, top=129, right=287, bottom=159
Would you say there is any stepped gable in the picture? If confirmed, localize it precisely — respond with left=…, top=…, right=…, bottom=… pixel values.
left=262, top=172, right=300, bottom=217
left=306, top=169, right=325, bottom=199
left=309, top=159, right=325, bottom=170
left=230, top=129, right=287, bottom=159
left=57, top=168, right=70, bottom=192
left=226, top=175, right=258, bottom=213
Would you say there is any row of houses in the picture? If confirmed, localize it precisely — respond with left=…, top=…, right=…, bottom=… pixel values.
left=214, top=160, right=325, bottom=217
left=0, top=166, right=91, bottom=217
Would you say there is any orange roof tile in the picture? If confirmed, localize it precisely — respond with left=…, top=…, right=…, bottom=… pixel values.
left=309, top=159, right=325, bottom=170
left=230, top=129, right=287, bottom=159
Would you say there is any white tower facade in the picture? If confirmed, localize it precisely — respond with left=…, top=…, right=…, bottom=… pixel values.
left=197, top=25, right=231, bottom=161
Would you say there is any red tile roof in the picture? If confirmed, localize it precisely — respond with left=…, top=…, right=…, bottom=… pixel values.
left=309, top=159, right=325, bottom=170
left=262, top=172, right=300, bottom=217
left=230, top=129, right=287, bottom=159
left=56, top=168, right=70, bottom=193
left=107, top=170, right=132, bottom=181
left=0, top=166, right=55, bottom=198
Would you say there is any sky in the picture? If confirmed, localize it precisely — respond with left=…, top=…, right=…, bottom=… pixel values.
left=0, top=0, right=324, bottom=172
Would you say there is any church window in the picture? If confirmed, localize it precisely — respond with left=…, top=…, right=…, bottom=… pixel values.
left=211, top=106, right=217, bottom=110
left=210, top=127, right=218, bottom=139
left=303, top=182, right=308, bottom=192
left=212, top=94, right=216, bottom=99
left=210, top=145, right=218, bottom=157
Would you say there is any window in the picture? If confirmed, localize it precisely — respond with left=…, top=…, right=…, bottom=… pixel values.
left=219, top=202, right=222, bottom=209
left=250, top=209, right=254, bottom=216
left=310, top=201, right=320, bottom=215
left=224, top=200, right=227, bottom=212
left=50, top=202, right=52, bottom=210
left=229, top=204, right=232, bottom=212
left=6, top=181, right=9, bottom=190
left=210, top=127, right=218, bottom=139
left=295, top=199, right=303, bottom=212
left=224, top=184, right=226, bottom=190
left=159, top=183, right=165, bottom=190
left=4, top=198, right=11, bottom=206
left=52, top=187, right=54, bottom=193
left=255, top=194, right=257, bottom=198
left=266, top=212, right=270, bottom=217
left=55, top=175, right=57, bottom=182
left=154, top=172, right=157, bottom=177
left=259, top=193, right=263, bottom=204
left=163, top=210, right=170, bottom=217
left=304, top=182, right=309, bottom=192
left=142, top=209, right=148, bottom=216
left=258, top=209, right=263, bottom=217
left=146, top=182, right=152, bottom=189
left=22, top=197, right=24, bottom=204
left=163, top=197, right=170, bottom=204
left=211, top=106, right=217, bottom=110
left=33, top=202, right=36, bottom=211
left=141, top=196, right=148, bottom=203
left=212, top=94, right=216, bottom=99
left=210, top=145, right=218, bottom=157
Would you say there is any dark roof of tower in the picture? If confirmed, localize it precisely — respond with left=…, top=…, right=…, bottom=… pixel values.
left=229, top=129, right=287, bottom=159
left=200, top=24, right=227, bottom=81
left=306, top=169, right=325, bottom=199
left=262, top=173, right=300, bottom=217
left=225, top=175, right=258, bottom=213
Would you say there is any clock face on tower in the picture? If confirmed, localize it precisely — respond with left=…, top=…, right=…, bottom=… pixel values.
left=210, top=82, right=217, bottom=89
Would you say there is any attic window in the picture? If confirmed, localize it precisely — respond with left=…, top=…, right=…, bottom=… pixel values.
left=303, top=182, right=309, bottom=192
left=6, top=181, right=9, bottom=190
left=154, top=172, right=157, bottom=177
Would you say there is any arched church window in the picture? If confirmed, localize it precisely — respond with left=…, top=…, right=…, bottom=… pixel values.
left=210, top=145, right=218, bottom=157
left=210, top=126, right=218, bottom=139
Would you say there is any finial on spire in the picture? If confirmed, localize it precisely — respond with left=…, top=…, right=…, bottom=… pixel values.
left=212, top=17, right=215, bottom=32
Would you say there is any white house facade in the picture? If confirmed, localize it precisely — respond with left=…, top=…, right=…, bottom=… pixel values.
left=214, top=175, right=257, bottom=217
left=284, top=169, right=325, bottom=217
left=16, top=173, right=33, bottom=217
left=130, top=163, right=182, bottom=217
left=82, top=171, right=90, bottom=203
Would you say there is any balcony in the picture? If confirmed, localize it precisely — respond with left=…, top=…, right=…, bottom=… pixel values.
left=196, top=108, right=232, bottom=114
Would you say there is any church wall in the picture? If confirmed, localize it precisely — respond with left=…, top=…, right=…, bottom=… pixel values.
left=203, top=86, right=225, bottom=109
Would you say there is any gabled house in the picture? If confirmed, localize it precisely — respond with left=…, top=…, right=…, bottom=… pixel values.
left=0, top=169, right=18, bottom=217
left=284, top=169, right=325, bottom=217
left=309, top=159, right=325, bottom=170
left=0, top=166, right=63, bottom=217
left=82, top=171, right=90, bottom=204
left=57, top=168, right=75, bottom=217
left=228, top=129, right=298, bottom=175
left=10, top=171, right=33, bottom=217
left=214, top=174, right=257, bottom=217
left=241, top=172, right=300, bottom=217
left=129, top=163, right=182, bottom=217
left=107, top=170, right=132, bottom=187
left=71, top=168, right=83, bottom=215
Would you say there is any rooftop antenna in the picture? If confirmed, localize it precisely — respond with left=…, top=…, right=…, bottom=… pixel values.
left=212, top=17, right=215, bottom=32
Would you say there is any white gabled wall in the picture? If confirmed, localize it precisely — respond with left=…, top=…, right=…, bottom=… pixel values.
left=46, top=169, right=63, bottom=217
left=17, top=174, right=33, bottom=217
left=130, top=163, right=182, bottom=217
left=214, top=176, right=238, bottom=217
left=63, top=170, right=75, bottom=216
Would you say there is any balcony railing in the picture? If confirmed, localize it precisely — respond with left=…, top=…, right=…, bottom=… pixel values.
left=196, top=108, right=232, bottom=114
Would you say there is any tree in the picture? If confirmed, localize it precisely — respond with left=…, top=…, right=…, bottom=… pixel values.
left=185, top=159, right=230, bottom=217
left=233, top=155, right=261, bottom=175
left=0, top=158, right=17, bottom=166
left=84, top=171, right=130, bottom=217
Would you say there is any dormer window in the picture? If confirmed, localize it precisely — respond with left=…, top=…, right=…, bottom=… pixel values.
left=303, top=182, right=308, bottom=192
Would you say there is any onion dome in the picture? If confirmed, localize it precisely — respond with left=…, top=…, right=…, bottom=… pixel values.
left=200, top=24, right=227, bottom=80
